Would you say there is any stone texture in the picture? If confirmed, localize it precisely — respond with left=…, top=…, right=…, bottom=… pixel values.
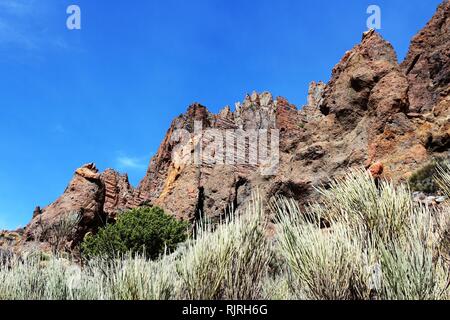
left=24, top=163, right=106, bottom=245
left=101, top=169, right=134, bottom=220
left=23, top=164, right=134, bottom=247
left=19, top=1, right=450, bottom=248
left=401, top=0, right=450, bottom=113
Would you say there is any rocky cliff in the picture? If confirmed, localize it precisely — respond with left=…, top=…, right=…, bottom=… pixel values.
left=22, top=1, right=449, bottom=245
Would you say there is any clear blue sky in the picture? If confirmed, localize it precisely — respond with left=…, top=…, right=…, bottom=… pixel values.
left=0, top=0, right=443, bottom=230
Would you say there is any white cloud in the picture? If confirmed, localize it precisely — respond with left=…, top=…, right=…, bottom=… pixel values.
left=0, top=0, right=34, bottom=16
left=0, top=0, right=36, bottom=47
left=116, top=155, right=147, bottom=170
left=0, top=0, right=70, bottom=53
left=0, top=17, right=36, bottom=49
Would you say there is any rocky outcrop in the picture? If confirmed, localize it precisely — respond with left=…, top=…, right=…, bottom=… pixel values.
left=133, top=93, right=281, bottom=221
left=24, top=163, right=106, bottom=244
left=21, top=1, right=450, bottom=246
left=101, top=169, right=134, bottom=220
left=401, top=0, right=449, bottom=113
left=130, top=2, right=449, bottom=221
left=23, top=163, right=134, bottom=246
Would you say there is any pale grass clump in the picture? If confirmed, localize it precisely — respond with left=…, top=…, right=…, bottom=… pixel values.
left=0, top=254, right=77, bottom=300
left=436, top=162, right=450, bottom=198
left=177, top=194, right=272, bottom=300
left=261, top=271, right=299, bottom=300
left=85, top=255, right=177, bottom=300
left=275, top=200, right=373, bottom=300
left=0, top=253, right=178, bottom=300
left=0, top=195, right=271, bottom=301
left=1, top=169, right=450, bottom=300
left=275, top=169, right=450, bottom=300
left=379, top=203, right=450, bottom=300
left=316, top=169, right=413, bottom=242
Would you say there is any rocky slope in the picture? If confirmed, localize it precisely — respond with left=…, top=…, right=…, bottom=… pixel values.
left=20, top=0, right=450, bottom=246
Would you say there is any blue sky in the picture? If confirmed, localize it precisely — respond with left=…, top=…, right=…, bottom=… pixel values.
left=0, top=0, right=443, bottom=230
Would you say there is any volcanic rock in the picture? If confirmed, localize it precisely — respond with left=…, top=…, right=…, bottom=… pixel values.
left=401, top=0, right=450, bottom=113
left=21, top=1, right=450, bottom=247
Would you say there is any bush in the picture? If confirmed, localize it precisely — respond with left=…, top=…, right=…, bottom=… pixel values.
left=30, top=213, right=81, bottom=254
left=3, top=171, right=450, bottom=300
left=0, top=253, right=178, bottom=300
left=0, top=247, right=14, bottom=267
left=275, top=169, right=450, bottom=300
left=81, top=207, right=188, bottom=260
left=437, top=162, right=450, bottom=198
left=275, top=198, right=372, bottom=300
left=409, top=157, right=449, bottom=193
left=176, top=194, right=272, bottom=300
left=316, top=169, right=413, bottom=242
left=0, top=197, right=272, bottom=300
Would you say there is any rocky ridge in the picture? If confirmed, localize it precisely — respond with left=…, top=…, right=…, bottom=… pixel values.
left=16, top=1, right=450, bottom=247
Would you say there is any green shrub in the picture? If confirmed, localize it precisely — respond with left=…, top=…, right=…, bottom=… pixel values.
left=3, top=171, right=450, bottom=301
left=81, top=207, right=188, bottom=260
left=409, top=157, right=449, bottom=193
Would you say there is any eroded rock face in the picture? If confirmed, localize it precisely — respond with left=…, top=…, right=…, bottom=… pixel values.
left=133, top=94, right=281, bottom=222
left=24, top=163, right=106, bottom=245
left=21, top=1, right=450, bottom=246
left=401, top=0, right=450, bottom=113
left=23, top=164, right=135, bottom=247
left=101, top=169, right=134, bottom=220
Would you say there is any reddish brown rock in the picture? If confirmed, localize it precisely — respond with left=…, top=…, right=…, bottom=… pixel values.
left=101, top=169, right=134, bottom=220
left=20, top=1, right=450, bottom=247
left=24, top=163, right=106, bottom=245
left=319, top=30, right=400, bottom=130
left=401, top=0, right=450, bottom=113
left=23, top=164, right=135, bottom=247
left=369, top=162, right=384, bottom=178
left=32, top=206, right=42, bottom=218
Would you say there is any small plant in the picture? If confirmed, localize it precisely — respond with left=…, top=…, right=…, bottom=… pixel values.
left=177, top=194, right=272, bottom=300
left=32, top=212, right=81, bottom=254
left=409, top=157, right=449, bottom=194
left=0, top=247, right=14, bottom=267
left=2, top=172, right=450, bottom=300
left=48, top=213, right=81, bottom=253
left=316, top=169, right=413, bottom=242
left=275, top=200, right=372, bottom=300
left=436, top=161, right=450, bottom=198
left=81, top=207, right=188, bottom=260
left=275, top=169, right=450, bottom=300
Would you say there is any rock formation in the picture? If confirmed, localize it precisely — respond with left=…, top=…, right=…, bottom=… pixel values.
left=23, top=163, right=134, bottom=246
left=24, top=163, right=106, bottom=245
left=101, top=169, right=135, bottom=219
left=21, top=1, right=449, bottom=246
left=401, top=0, right=450, bottom=113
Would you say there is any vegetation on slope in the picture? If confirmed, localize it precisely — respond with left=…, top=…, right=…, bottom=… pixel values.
left=1, top=164, right=450, bottom=300
left=408, top=157, right=449, bottom=194
left=81, top=207, right=189, bottom=260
